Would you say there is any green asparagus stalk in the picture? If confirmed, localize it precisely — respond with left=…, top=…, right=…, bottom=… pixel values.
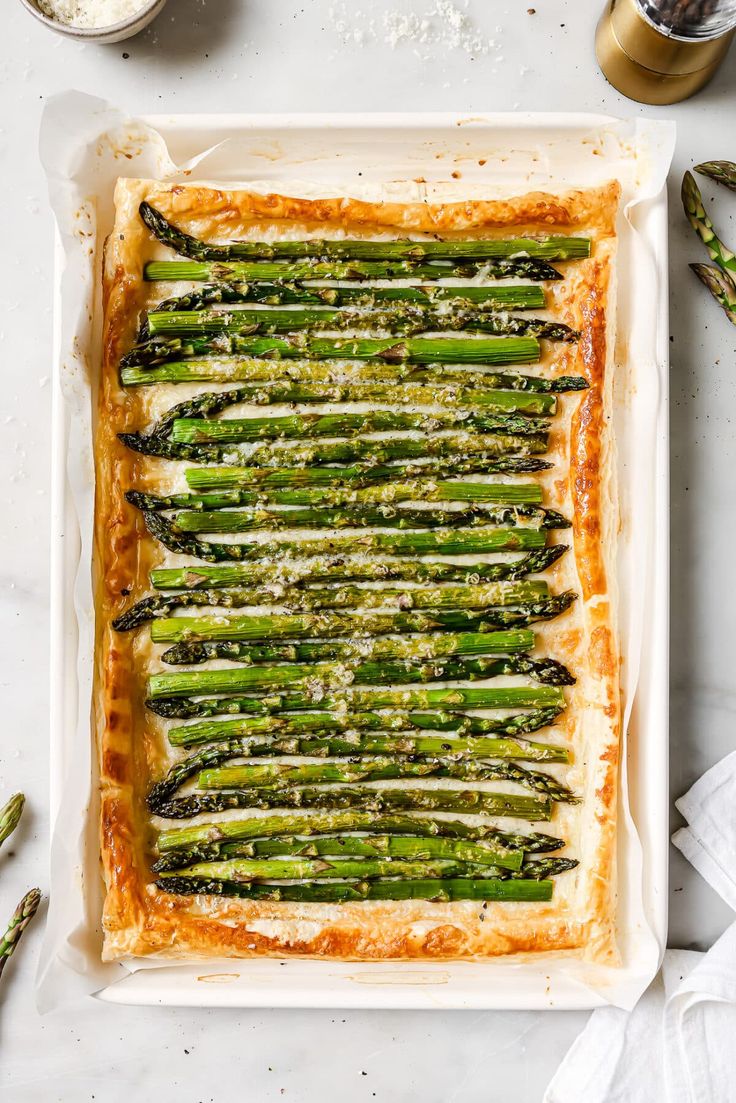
left=148, top=597, right=574, bottom=644
left=146, top=653, right=572, bottom=699
left=156, top=810, right=565, bottom=854
left=150, top=546, right=567, bottom=592
left=169, top=505, right=563, bottom=536
left=121, top=428, right=549, bottom=465
left=116, top=580, right=550, bottom=631
left=195, top=757, right=573, bottom=802
left=122, top=333, right=541, bottom=370
left=121, top=359, right=587, bottom=391
left=164, top=703, right=564, bottom=742
left=171, top=410, right=548, bottom=446
left=152, top=831, right=527, bottom=874
left=690, top=263, right=736, bottom=325
left=145, top=385, right=555, bottom=442
left=156, top=875, right=555, bottom=903
left=146, top=306, right=577, bottom=343
left=694, top=161, right=736, bottom=193
left=157, top=627, right=535, bottom=662
left=148, top=742, right=572, bottom=809
left=142, top=511, right=555, bottom=562
left=0, top=888, right=41, bottom=981
left=144, top=257, right=563, bottom=284
left=682, top=171, right=736, bottom=276
left=140, top=202, right=590, bottom=263
left=134, top=480, right=547, bottom=513
left=143, top=280, right=548, bottom=317
left=0, top=793, right=25, bottom=849
left=168, top=856, right=520, bottom=881
left=151, top=784, right=552, bottom=821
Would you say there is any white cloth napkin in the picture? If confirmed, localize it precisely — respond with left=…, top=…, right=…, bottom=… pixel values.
left=544, top=750, right=736, bottom=1103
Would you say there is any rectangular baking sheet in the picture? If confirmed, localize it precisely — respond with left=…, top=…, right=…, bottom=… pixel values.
left=41, top=97, right=672, bottom=1011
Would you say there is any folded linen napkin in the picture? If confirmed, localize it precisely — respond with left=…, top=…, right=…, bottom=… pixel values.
left=544, top=750, right=736, bottom=1103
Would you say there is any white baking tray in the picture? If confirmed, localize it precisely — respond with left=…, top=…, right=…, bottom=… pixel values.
left=45, top=106, right=671, bottom=1011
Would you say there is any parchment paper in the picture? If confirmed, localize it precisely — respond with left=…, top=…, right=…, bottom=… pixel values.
left=36, top=90, right=675, bottom=1011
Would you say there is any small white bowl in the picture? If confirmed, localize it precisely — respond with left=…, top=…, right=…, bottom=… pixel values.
left=19, top=0, right=168, bottom=43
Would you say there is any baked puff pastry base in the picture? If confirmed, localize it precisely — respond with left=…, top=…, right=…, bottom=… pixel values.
left=97, top=179, right=621, bottom=964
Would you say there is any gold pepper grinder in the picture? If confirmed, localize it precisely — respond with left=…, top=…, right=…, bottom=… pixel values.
left=596, top=0, right=736, bottom=104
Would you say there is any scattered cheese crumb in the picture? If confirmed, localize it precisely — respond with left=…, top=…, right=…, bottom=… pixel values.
left=329, top=0, right=498, bottom=57
left=36, top=0, right=148, bottom=29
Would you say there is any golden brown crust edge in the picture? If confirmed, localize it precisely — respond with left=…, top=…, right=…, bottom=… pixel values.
left=96, top=180, right=621, bottom=964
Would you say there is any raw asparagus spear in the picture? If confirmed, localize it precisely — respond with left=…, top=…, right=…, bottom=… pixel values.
left=121, top=333, right=541, bottom=370
left=146, top=306, right=577, bottom=342
left=148, top=597, right=575, bottom=643
left=120, top=429, right=549, bottom=465
left=682, top=171, right=736, bottom=276
left=150, top=784, right=552, bottom=821
left=141, top=511, right=554, bottom=562
left=156, top=810, right=565, bottom=854
left=140, top=202, right=590, bottom=262
left=163, top=704, right=564, bottom=741
left=0, top=793, right=25, bottom=849
left=689, top=263, right=736, bottom=325
left=694, top=160, right=736, bottom=193
left=115, top=580, right=550, bottom=630
left=150, top=546, right=567, bottom=592
left=121, top=359, right=587, bottom=390
left=0, top=889, right=41, bottom=981
left=156, top=875, right=555, bottom=903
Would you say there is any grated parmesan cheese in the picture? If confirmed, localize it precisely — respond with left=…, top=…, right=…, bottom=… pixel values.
left=36, top=0, right=148, bottom=28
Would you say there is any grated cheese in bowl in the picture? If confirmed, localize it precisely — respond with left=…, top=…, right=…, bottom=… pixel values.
left=36, top=0, right=149, bottom=28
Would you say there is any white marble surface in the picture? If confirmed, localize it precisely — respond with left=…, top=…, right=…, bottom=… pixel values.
left=0, top=1, right=734, bottom=1099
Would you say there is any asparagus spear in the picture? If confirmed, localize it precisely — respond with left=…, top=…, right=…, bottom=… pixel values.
left=0, top=793, right=25, bottom=849
left=195, top=758, right=573, bottom=802
left=694, top=160, right=736, bottom=193
left=133, top=380, right=558, bottom=418
left=682, top=171, right=736, bottom=276
left=148, top=597, right=574, bottom=644
left=690, top=263, right=736, bottom=325
left=157, top=626, right=536, bottom=662
left=142, top=280, right=548, bottom=317
left=150, top=546, right=567, bottom=592
left=121, top=359, right=587, bottom=390
left=146, top=654, right=573, bottom=699
left=153, top=835, right=574, bottom=873
left=164, top=704, right=564, bottom=742
left=158, top=631, right=538, bottom=666
left=152, top=831, right=528, bottom=874
left=122, top=430, right=549, bottom=467
left=145, top=385, right=555, bottom=441
left=133, top=481, right=547, bottom=513
left=156, top=810, right=565, bottom=853
left=150, top=784, right=552, bottom=821
left=116, top=580, right=550, bottom=630
left=140, top=202, right=590, bottom=262
left=0, top=888, right=41, bottom=981
left=121, top=333, right=541, bottom=370
left=142, top=511, right=555, bottom=562
left=170, top=506, right=563, bottom=536
left=145, top=257, right=563, bottom=284
left=156, top=875, right=555, bottom=903
left=146, top=306, right=577, bottom=343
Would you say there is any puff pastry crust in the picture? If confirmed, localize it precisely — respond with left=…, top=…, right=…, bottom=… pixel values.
left=97, top=179, right=621, bottom=964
